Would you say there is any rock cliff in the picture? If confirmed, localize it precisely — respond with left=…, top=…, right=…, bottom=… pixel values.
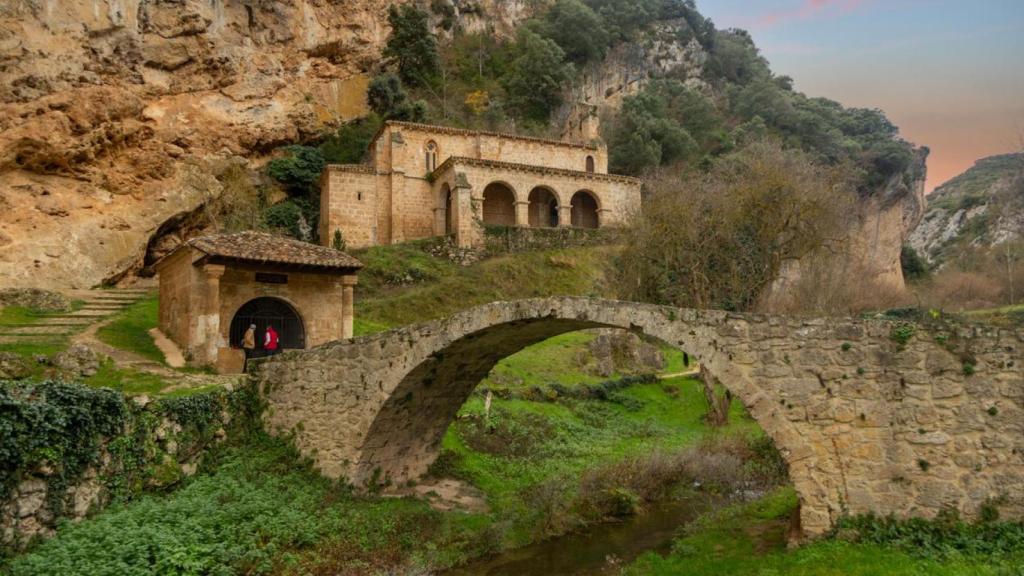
left=1, top=0, right=928, bottom=295
left=908, top=153, right=1024, bottom=266
left=0, top=0, right=389, bottom=289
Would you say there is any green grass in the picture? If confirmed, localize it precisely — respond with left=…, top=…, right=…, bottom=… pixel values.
left=95, top=296, right=165, bottom=364
left=82, top=359, right=173, bottom=396
left=440, top=374, right=755, bottom=548
left=355, top=245, right=617, bottom=328
left=0, top=303, right=85, bottom=358
left=625, top=487, right=1024, bottom=576
left=2, top=436, right=461, bottom=576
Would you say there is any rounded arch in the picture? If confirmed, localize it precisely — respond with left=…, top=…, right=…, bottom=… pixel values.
left=571, top=190, right=600, bottom=229
left=229, top=297, right=306, bottom=350
left=332, top=299, right=820, bottom=532
left=438, top=182, right=454, bottom=236
left=482, top=182, right=517, bottom=226
left=527, top=186, right=560, bottom=228
left=585, top=155, right=595, bottom=173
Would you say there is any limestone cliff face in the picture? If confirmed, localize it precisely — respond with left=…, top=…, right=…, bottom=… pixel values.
left=908, top=153, right=1024, bottom=266
left=0, top=0, right=388, bottom=289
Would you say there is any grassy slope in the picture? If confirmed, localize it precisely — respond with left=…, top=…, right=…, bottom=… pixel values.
left=626, top=488, right=1023, bottom=576
left=95, top=296, right=165, bottom=364
left=0, top=302, right=84, bottom=357
left=353, top=244, right=617, bottom=332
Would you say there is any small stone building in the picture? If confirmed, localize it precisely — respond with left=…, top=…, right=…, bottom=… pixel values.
left=319, top=120, right=642, bottom=250
left=155, top=231, right=362, bottom=373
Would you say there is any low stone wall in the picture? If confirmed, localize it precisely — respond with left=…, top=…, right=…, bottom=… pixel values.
left=482, top=225, right=615, bottom=255
left=0, top=381, right=261, bottom=552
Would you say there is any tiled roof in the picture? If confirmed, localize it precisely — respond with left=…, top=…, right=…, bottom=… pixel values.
left=375, top=121, right=602, bottom=151
left=187, top=231, right=363, bottom=271
left=433, top=156, right=642, bottom=185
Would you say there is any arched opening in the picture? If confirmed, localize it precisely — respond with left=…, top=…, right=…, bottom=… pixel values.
left=586, top=155, right=595, bottom=173
left=425, top=141, right=439, bottom=173
left=482, top=182, right=516, bottom=226
left=229, top=297, right=306, bottom=352
left=439, top=183, right=454, bottom=236
left=527, top=187, right=559, bottom=228
left=571, top=190, right=600, bottom=229
left=339, top=305, right=798, bottom=536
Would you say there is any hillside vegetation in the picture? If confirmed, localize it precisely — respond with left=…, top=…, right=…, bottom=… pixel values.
left=906, top=153, right=1024, bottom=311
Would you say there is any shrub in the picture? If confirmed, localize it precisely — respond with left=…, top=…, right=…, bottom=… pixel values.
left=265, top=145, right=325, bottom=196
left=367, top=73, right=428, bottom=122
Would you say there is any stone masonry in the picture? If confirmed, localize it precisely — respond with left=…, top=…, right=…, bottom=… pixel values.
left=252, top=297, right=1024, bottom=538
left=319, top=121, right=642, bottom=250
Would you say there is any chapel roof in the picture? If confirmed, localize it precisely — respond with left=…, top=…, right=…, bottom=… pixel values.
left=374, top=120, right=602, bottom=151
left=184, top=231, right=363, bottom=272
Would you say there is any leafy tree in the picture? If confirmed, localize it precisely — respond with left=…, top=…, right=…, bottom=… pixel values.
left=583, top=0, right=684, bottom=42
left=503, top=30, right=574, bottom=123
left=540, top=0, right=610, bottom=64
left=266, top=146, right=325, bottom=196
left=705, top=29, right=770, bottom=86
left=318, top=116, right=383, bottom=164
left=901, top=245, right=930, bottom=281
left=367, top=74, right=428, bottom=122
left=384, top=5, right=438, bottom=86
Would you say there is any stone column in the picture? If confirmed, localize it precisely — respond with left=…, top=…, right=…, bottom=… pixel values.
left=341, top=275, right=358, bottom=340
left=597, top=208, right=612, bottom=228
left=514, top=201, right=530, bottom=227
left=558, top=205, right=573, bottom=228
left=201, top=264, right=226, bottom=366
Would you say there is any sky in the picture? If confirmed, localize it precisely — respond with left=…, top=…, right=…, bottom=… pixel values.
left=695, top=0, right=1024, bottom=192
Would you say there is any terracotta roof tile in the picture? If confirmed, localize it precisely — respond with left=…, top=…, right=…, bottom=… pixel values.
left=187, top=231, right=363, bottom=271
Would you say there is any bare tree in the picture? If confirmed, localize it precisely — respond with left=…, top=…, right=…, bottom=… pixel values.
left=617, top=139, right=856, bottom=313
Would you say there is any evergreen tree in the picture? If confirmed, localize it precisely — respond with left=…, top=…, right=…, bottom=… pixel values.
left=384, top=5, right=439, bottom=86
left=503, top=30, right=574, bottom=123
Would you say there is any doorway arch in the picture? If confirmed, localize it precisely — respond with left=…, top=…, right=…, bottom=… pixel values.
left=229, top=297, right=306, bottom=351
left=439, top=183, right=454, bottom=236
left=482, top=182, right=517, bottom=226
left=527, top=187, right=559, bottom=228
left=571, top=190, right=600, bottom=229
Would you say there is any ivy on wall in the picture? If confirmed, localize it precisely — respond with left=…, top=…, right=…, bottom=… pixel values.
left=0, top=380, right=265, bottom=552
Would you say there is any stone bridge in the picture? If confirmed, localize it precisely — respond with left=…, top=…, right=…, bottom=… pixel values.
left=252, top=297, right=1024, bottom=537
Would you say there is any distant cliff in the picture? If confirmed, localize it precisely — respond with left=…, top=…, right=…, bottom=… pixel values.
left=908, top=153, right=1024, bottom=267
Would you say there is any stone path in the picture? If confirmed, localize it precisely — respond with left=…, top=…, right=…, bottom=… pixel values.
left=2, top=282, right=241, bottom=393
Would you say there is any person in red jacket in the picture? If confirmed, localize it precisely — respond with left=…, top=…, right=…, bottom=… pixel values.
left=264, top=325, right=280, bottom=355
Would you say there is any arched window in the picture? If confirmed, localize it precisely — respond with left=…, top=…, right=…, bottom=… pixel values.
left=425, top=141, right=439, bottom=173
left=585, top=155, right=595, bottom=173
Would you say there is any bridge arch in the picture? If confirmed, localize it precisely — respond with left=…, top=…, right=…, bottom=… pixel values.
left=253, top=297, right=1024, bottom=539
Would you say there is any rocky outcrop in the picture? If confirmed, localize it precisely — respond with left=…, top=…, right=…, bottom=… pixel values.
left=908, top=153, right=1024, bottom=266
left=0, top=0, right=387, bottom=289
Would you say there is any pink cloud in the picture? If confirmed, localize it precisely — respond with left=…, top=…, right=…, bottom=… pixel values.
left=757, top=0, right=867, bottom=28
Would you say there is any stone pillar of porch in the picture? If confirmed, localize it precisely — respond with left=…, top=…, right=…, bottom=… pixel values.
left=558, top=205, right=573, bottom=228
left=514, top=201, right=530, bottom=227
left=201, top=264, right=226, bottom=365
left=341, top=275, right=358, bottom=340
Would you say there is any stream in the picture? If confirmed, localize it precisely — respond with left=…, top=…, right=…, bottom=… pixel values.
left=444, top=494, right=720, bottom=576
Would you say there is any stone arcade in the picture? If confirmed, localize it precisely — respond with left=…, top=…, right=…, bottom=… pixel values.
left=319, top=120, right=643, bottom=249
left=253, top=297, right=1024, bottom=538
left=155, top=231, right=362, bottom=373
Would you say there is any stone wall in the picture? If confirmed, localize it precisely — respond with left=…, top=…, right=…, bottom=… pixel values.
left=482, top=225, right=614, bottom=255
left=319, top=122, right=640, bottom=250
left=0, top=383, right=257, bottom=550
left=253, top=297, right=1024, bottom=538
